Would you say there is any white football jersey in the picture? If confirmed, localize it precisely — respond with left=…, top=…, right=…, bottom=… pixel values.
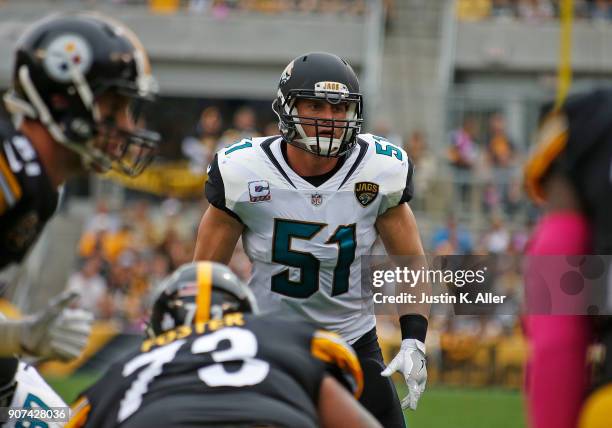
left=206, top=134, right=413, bottom=343
left=5, top=362, right=67, bottom=428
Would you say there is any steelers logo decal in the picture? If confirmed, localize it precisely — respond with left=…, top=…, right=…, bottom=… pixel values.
left=43, top=34, right=93, bottom=82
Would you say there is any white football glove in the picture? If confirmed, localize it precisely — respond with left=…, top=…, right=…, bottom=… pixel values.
left=0, top=291, right=93, bottom=361
left=381, top=338, right=427, bottom=410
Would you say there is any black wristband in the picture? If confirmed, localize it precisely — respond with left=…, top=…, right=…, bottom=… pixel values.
left=399, top=314, right=428, bottom=342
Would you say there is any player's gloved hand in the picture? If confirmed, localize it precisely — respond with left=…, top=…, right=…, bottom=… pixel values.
left=19, top=291, right=93, bottom=361
left=381, top=338, right=427, bottom=410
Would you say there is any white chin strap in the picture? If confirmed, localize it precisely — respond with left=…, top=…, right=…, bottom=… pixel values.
left=3, top=65, right=111, bottom=172
left=293, top=128, right=344, bottom=157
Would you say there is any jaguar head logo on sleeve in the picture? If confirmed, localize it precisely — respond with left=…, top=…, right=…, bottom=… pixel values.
left=354, top=182, right=379, bottom=207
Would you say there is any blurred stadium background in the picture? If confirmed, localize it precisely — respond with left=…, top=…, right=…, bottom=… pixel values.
left=1, top=0, right=611, bottom=426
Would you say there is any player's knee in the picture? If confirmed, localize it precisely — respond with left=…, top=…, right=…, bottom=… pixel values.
left=359, top=357, right=398, bottom=412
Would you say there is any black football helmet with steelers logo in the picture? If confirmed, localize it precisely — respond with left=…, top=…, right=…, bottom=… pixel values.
left=3, top=12, right=160, bottom=176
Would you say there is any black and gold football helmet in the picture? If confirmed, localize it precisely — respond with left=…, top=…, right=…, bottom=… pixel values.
left=147, top=262, right=258, bottom=337
left=3, top=12, right=160, bottom=176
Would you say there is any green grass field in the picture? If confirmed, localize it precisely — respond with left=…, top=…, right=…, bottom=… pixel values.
left=46, top=374, right=526, bottom=428
left=397, top=383, right=526, bottom=428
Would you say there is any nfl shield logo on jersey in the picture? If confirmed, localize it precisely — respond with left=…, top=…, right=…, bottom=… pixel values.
left=355, top=182, right=379, bottom=207
left=248, top=180, right=271, bottom=202
left=311, top=193, right=323, bottom=206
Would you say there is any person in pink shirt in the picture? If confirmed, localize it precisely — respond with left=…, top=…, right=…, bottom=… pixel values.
left=523, top=88, right=612, bottom=428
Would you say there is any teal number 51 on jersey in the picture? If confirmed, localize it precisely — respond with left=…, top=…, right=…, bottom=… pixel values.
left=373, top=135, right=402, bottom=160
left=272, top=219, right=356, bottom=298
left=224, top=139, right=253, bottom=155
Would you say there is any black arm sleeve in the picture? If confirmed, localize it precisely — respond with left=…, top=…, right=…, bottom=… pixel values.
left=205, top=154, right=243, bottom=224
left=399, top=158, right=414, bottom=204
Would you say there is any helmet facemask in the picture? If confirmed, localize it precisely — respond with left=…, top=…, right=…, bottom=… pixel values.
left=88, top=89, right=159, bottom=176
left=274, top=86, right=363, bottom=158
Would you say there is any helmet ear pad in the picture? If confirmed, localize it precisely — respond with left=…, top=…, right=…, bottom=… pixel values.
left=60, top=112, right=96, bottom=142
left=44, top=91, right=96, bottom=142
left=272, top=97, right=296, bottom=142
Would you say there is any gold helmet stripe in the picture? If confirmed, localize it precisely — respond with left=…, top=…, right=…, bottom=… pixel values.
left=195, top=261, right=213, bottom=323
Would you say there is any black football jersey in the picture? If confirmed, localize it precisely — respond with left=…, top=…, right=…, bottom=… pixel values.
left=0, top=121, right=59, bottom=268
left=67, top=313, right=363, bottom=428
left=570, top=135, right=612, bottom=253
left=553, top=89, right=612, bottom=253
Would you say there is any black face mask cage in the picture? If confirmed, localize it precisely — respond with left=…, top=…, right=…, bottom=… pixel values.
left=94, top=122, right=159, bottom=176
left=92, top=87, right=160, bottom=176
left=145, top=289, right=254, bottom=339
left=146, top=292, right=188, bottom=339
left=276, top=89, right=363, bottom=158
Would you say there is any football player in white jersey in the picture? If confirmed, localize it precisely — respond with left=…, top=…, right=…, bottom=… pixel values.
left=2, top=361, right=68, bottom=428
left=194, top=52, right=429, bottom=427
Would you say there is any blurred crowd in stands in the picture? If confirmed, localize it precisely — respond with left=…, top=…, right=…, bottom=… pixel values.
left=181, top=105, right=270, bottom=172
left=67, top=193, right=253, bottom=331
left=457, top=0, right=612, bottom=22
left=446, top=112, right=526, bottom=220
left=179, top=103, right=530, bottom=224
left=74, top=0, right=380, bottom=16
left=69, top=198, right=198, bottom=330
left=1, top=0, right=396, bottom=21
left=183, top=0, right=371, bottom=15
